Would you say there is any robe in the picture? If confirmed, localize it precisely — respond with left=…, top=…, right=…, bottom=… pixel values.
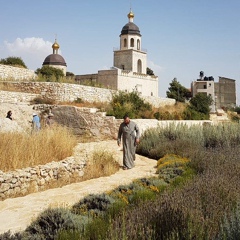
left=117, top=121, right=140, bottom=169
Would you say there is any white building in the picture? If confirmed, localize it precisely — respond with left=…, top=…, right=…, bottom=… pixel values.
left=76, top=10, right=159, bottom=97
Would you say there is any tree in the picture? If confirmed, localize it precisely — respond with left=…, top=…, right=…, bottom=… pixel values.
left=146, top=67, right=154, bottom=76
left=183, top=93, right=213, bottom=120
left=189, top=93, right=212, bottom=115
left=66, top=71, right=75, bottom=77
left=35, top=66, right=64, bottom=81
left=0, top=56, right=27, bottom=68
left=166, top=78, right=191, bottom=102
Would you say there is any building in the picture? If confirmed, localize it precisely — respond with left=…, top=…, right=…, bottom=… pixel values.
left=75, top=10, right=159, bottom=97
left=191, top=75, right=236, bottom=112
left=42, top=39, right=67, bottom=76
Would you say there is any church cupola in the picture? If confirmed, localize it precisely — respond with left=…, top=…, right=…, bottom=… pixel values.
left=120, top=9, right=141, bottom=51
left=42, top=38, right=67, bottom=75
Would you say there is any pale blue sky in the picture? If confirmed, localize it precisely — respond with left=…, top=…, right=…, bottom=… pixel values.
left=1, top=0, right=240, bottom=103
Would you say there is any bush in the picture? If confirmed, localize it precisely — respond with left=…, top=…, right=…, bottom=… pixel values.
left=0, top=231, right=23, bottom=240
left=218, top=204, right=240, bottom=240
left=24, top=208, right=85, bottom=240
left=30, top=96, right=55, bottom=105
left=71, top=193, right=115, bottom=217
left=106, top=91, right=152, bottom=119
left=0, top=56, right=27, bottom=68
left=136, top=123, right=204, bottom=159
left=35, top=66, right=64, bottom=82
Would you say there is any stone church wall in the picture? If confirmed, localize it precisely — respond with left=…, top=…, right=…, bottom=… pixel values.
left=0, top=64, right=37, bottom=81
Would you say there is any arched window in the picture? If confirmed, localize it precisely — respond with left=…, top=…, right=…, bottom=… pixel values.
left=137, top=59, right=142, bottom=73
left=137, top=39, right=140, bottom=50
left=130, top=38, right=134, bottom=47
left=124, top=38, right=127, bottom=47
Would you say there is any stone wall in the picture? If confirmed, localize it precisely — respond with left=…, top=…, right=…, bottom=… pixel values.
left=0, top=82, right=175, bottom=107
left=0, top=156, right=86, bottom=201
left=0, top=90, right=38, bottom=103
left=0, top=64, right=36, bottom=81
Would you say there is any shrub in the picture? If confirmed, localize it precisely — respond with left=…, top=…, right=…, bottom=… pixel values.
left=71, top=193, right=115, bottom=217
left=106, top=91, right=152, bottom=119
left=24, top=208, right=85, bottom=240
left=35, top=66, right=64, bottom=82
left=0, top=56, right=27, bottom=68
left=0, top=231, right=23, bottom=240
left=156, top=154, right=190, bottom=172
left=218, top=204, right=240, bottom=239
left=136, top=123, right=204, bottom=159
left=30, top=96, right=55, bottom=105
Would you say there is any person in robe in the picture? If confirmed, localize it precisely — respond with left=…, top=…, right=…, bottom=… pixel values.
left=117, top=114, right=140, bottom=170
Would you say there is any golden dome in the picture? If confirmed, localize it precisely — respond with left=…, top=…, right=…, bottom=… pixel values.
left=52, top=40, right=60, bottom=49
left=128, top=10, right=134, bottom=19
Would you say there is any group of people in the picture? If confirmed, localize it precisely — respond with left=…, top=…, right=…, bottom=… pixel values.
left=6, top=110, right=55, bottom=131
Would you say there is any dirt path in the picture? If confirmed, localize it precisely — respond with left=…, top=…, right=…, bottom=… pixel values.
left=0, top=140, right=157, bottom=234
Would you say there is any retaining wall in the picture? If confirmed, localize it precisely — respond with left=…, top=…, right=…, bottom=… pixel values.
left=0, top=156, right=86, bottom=201
left=0, top=82, right=175, bottom=107
left=0, top=64, right=36, bottom=81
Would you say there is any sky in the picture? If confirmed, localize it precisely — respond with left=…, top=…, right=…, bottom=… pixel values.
left=1, top=0, right=240, bottom=103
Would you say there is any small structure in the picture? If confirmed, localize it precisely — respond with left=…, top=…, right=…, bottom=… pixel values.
left=42, top=39, right=67, bottom=76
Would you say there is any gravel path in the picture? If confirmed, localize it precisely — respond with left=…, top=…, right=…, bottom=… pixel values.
left=0, top=140, right=157, bottom=234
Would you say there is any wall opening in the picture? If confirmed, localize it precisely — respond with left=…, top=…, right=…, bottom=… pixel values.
left=137, top=39, right=140, bottom=50
left=130, top=38, right=134, bottom=47
left=137, top=59, right=142, bottom=73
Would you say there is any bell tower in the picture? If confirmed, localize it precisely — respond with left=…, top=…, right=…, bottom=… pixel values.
left=114, top=10, right=147, bottom=74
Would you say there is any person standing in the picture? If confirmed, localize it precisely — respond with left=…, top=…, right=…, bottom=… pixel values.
left=6, top=111, right=13, bottom=120
left=45, top=113, right=55, bottom=127
left=32, top=113, right=41, bottom=132
left=117, top=114, right=140, bottom=170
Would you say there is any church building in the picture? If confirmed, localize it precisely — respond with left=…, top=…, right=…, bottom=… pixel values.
left=42, top=39, right=67, bottom=76
left=75, top=10, right=159, bottom=97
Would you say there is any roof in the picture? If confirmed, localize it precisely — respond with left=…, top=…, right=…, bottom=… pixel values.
left=121, top=22, right=141, bottom=36
left=43, top=54, right=67, bottom=66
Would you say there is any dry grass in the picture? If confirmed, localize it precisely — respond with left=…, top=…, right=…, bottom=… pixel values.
left=81, top=149, right=120, bottom=180
left=0, top=125, right=78, bottom=172
left=0, top=82, right=22, bottom=92
left=155, top=102, right=187, bottom=114
left=59, top=100, right=111, bottom=112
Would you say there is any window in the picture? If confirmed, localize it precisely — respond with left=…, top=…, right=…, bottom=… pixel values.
left=137, top=39, right=140, bottom=50
left=124, top=39, right=127, bottom=47
left=130, top=38, right=134, bottom=47
left=137, top=59, right=142, bottom=73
